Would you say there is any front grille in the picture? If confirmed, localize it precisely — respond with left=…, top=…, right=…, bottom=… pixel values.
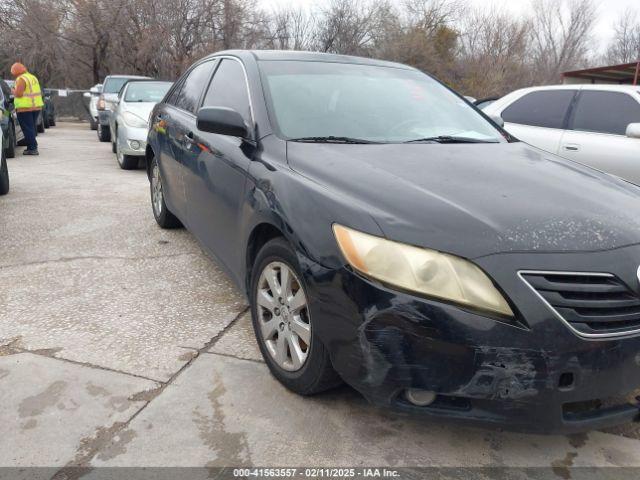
left=520, top=271, right=640, bottom=336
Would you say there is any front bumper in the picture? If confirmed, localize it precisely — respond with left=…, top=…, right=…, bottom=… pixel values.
left=117, top=124, right=147, bottom=156
left=299, top=246, right=640, bottom=434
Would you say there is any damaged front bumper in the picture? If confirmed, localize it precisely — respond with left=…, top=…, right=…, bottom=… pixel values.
left=301, top=248, right=640, bottom=434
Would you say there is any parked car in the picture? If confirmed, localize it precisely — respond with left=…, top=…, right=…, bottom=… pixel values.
left=96, top=75, right=150, bottom=142
left=83, top=84, right=102, bottom=130
left=474, top=96, right=500, bottom=110
left=146, top=50, right=640, bottom=434
left=42, top=88, right=56, bottom=128
left=4, top=78, right=46, bottom=134
left=0, top=135, right=8, bottom=195
left=0, top=79, right=25, bottom=158
left=109, top=80, right=172, bottom=169
left=483, top=85, right=640, bottom=184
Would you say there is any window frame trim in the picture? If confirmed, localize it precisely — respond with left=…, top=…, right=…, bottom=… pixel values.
left=199, top=55, right=256, bottom=128
left=168, top=59, right=219, bottom=117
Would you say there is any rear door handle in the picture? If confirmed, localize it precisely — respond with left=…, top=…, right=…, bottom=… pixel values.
left=563, top=144, right=580, bottom=152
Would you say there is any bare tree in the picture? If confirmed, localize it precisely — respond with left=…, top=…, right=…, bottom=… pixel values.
left=606, top=9, right=640, bottom=64
left=458, top=7, right=532, bottom=97
left=530, top=0, right=597, bottom=83
left=265, top=6, right=316, bottom=51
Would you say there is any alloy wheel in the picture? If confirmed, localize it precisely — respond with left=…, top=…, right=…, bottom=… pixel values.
left=151, top=163, right=163, bottom=217
left=256, top=261, right=311, bottom=371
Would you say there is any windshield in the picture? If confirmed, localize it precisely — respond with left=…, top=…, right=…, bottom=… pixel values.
left=104, top=77, right=134, bottom=94
left=260, top=61, right=504, bottom=143
left=125, top=82, right=171, bottom=102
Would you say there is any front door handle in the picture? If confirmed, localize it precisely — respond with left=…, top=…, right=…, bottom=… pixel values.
left=563, top=144, right=580, bottom=152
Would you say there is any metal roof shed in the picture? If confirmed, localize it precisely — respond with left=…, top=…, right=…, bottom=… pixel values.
left=562, top=61, right=640, bottom=85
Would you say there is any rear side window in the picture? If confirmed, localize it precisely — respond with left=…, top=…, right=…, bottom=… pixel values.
left=174, top=61, right=216, bottom=114
left=202, top=59, right=252, bottom=123
left=502, top=90, right=576, bottom=129
left=571, top=91, right=640, bottom=135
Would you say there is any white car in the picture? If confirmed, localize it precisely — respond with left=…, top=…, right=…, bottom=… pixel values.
left=83, top=84, right=102, bottom=130
left=110, top=80, right=172, bottom=170
left=484, top=84, right=640, bottom=184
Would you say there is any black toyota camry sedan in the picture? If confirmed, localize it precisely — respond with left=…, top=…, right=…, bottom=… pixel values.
left=145, top=50, right=640, bottom=433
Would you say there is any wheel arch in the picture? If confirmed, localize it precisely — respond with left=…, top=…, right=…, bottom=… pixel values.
left=145, top=144, right=155, bottom=179
left=245, top=222, right=286, bottom=294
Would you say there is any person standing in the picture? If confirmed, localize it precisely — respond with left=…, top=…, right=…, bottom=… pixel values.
left=10, top=63, right=43, bottom=156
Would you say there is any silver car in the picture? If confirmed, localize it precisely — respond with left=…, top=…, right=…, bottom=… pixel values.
left=97, top=74, right=150, bottom=142
left=83, top=84, right=102, bottom=130
left=110, top=80, right=172, bottom=169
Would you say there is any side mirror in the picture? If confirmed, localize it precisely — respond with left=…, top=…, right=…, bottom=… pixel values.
left=626, top=123, right=640, bottom=139
left=197, top=107, right=248, bottom=138
left=489, top=114, right=504, bottom=128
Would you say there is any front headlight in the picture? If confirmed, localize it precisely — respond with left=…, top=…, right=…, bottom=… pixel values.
left=123, top=111, right=148, bottom=128
left=333, top=224, right=514, bottom=317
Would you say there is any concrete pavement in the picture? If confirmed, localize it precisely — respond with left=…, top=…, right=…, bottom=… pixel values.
left=1, top=123, right=640, bottom=476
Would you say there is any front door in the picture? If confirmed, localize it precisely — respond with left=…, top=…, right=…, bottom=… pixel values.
left=184, top=58, right=254, bottom=275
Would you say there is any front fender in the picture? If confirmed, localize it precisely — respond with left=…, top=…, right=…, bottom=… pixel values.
left=240, top=136, right=383, bottom=287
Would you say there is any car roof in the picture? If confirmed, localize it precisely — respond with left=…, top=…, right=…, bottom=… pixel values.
left=512, top=84, right=640, bottom=94
left=205, top=49, right=416, bottom=71
left=104, top=75, right=151, bottom=80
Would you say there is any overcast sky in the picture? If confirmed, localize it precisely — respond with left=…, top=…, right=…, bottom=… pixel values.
left=259, top=0, right=639, bottom=49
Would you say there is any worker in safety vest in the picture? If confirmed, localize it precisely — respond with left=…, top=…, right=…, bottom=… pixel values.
left=10, top=62, right=44, bottom=155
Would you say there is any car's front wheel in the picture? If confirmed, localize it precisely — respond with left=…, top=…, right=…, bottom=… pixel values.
left=149, top=156, right=181, bottom=228
left=0, top=149, right=9, bottom=195
left=97, top=123, right=110, bottom=142
left=116, top=140, right=138, bottom=170
left=250, top=237, right=341, bottom=395
left=5, top=124, right=16, bottom=159
left=37, top=112, right=45, bottom=133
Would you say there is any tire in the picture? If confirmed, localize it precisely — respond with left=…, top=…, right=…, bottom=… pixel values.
left=5, top=124, right=16, bottom=159
left=37, top=112, right=45, bottom=133
left=111, top=138, right=116, bottom=153
left=89, top=118, right=97, bottom=131
left=250, top=237, right=342, bottom=395
left=149, top=156, right=181, bottom=228
left=0, top=150, right=9, bottom=195
left=116, top=140, right=138, bottom=170
left=43, top=114, right=50, bottom=129
left=49, top=115, right=56, bottom=127
left=97, top=123, right=110, bottom=142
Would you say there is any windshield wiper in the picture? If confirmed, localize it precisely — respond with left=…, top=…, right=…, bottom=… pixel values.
left=289, top=136, right=381, bottom=144
left=403, top=135, right=499, bottom=144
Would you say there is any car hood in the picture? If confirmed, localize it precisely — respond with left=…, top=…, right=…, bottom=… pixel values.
left=122, top=103, right=156, bottom=123
left=287, top=141, right=640, bottom=258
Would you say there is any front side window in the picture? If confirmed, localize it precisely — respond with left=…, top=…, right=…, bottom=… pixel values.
left=202, top=59, right=252, bottom=123
left=125, top=82, right=172, bottom=103
left=571, top=91, right=640, bottom=135
left=174, top=61, right=216, bottom=114
left=259, top=61, right=504, bottom=143
left=501, top=90, right=576, bottom=129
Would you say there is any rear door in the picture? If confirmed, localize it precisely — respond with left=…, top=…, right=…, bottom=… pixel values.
left=560, top=90, right=640, bottom=183
left=499, top=89, right=577, bottom=154
left=183, top=58, right=254, bottom=273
